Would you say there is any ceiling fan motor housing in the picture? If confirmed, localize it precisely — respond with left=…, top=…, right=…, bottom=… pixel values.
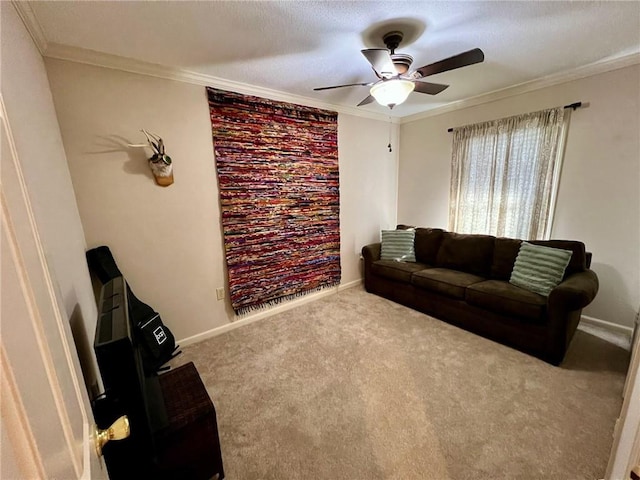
left=391, top=53, right=413, bottom=74
left=383, top=31, right=413, bottom=74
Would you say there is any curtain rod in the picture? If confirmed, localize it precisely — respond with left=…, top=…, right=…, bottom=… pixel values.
left=446, top=102, right=583, bottom=133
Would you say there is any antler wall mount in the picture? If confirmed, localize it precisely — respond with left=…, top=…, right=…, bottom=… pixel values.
left=314, top=30, right=485, bottom=109
left=128, top=130, right=174, bottom=187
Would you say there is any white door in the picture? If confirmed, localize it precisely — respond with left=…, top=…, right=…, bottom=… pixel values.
left=0, top=98, right=106, bottom=479
left=606, top=314, right=640, bottom=480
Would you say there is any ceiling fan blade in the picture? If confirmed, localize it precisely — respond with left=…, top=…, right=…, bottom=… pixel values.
left=413, top=81, right=450, bottom=95
left=414, top=48, right=485, bottom=78
left=361, top=49, right=397, bottom=77
left=313, top=82, right=373, bottom=91
left=357, top=95, right=375, bottom=107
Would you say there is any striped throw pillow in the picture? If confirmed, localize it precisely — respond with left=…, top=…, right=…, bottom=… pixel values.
left=509, top=242, right=572, bottom=296
left=380, top=229, right=416, bottom=262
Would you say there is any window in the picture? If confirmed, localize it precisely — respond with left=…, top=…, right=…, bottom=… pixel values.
left=449, top=107, right=570, bottom=240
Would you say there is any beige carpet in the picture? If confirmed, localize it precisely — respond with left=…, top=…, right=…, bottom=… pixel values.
left=173, top=285, right=628, bottom=480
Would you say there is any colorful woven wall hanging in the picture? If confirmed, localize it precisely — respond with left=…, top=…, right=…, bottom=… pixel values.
left=207, top=88, right=341, bottom=314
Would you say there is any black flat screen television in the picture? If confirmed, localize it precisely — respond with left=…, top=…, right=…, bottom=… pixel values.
left=93, top=275, right=168, bottom=478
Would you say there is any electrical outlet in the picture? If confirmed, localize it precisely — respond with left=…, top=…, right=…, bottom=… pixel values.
left=216, top=287, right=225, bottom=301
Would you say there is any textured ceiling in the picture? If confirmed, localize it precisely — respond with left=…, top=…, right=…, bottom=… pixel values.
left=27, top=1, right=640, bottom=118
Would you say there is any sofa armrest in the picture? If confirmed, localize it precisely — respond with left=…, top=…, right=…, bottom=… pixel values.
left=362, top=243, right=381, bottom=263
left=548, top=270, right=599, bottom=311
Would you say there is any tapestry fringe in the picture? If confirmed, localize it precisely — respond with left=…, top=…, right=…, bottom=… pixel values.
left=234, top=282, right=341, bottom=316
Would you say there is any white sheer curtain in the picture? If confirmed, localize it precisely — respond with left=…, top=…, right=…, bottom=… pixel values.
left=449, top=107, right=570, bottom=240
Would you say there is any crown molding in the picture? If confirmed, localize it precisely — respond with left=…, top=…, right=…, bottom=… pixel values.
left=42, top=42, right=401, bottom=124
left=400, top=51, right=640, bottom=124
left=17, top=3, right=638, bottom=126
left=11, top=1, right=48, bottom=55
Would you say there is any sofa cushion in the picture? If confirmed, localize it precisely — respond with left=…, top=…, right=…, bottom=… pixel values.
left=491, top=237, right=523, bottom=280
left=466, top=280, right=547, bottom=323
left=529, top=240, right=586, bottom=276
left=371, top=260, right=430, bottom=283
left=411, top=268, right=485, bottom=299
left=380, top=229, right=416, bottom=262
left=510, top=242, right=572, bottom=296
left=414, top=228, right=445, bottom=265
left=435, top=232, right=495, bottom=276
left=491, top=238, right=587, bottom=280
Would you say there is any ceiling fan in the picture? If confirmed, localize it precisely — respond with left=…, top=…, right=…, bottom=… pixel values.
left=314, top=31, right=485, bottom=109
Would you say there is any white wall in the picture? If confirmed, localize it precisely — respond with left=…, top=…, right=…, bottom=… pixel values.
left=1, top=4, right=99, bottom=386
left=399, top=65, right=640, bottom=328
left=45, top=58, right=398, bottom=341
left=339, top=115, right=399, bottom=281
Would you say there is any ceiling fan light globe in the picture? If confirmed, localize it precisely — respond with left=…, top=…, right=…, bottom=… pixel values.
left=370, top=80, right=415, bottom=108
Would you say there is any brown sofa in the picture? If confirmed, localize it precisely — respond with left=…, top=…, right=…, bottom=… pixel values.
left=362, top=228, right=599, bottom=365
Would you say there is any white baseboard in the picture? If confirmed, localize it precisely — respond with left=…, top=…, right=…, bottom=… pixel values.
left=178, top=279, right=362, bottom=347
left=338, top=279, right=362, bottom=291
left=580, top=315, right=634, bottom=338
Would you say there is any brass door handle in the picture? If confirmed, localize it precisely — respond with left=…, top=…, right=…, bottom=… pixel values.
left=94, top=415, right=130, bottom=458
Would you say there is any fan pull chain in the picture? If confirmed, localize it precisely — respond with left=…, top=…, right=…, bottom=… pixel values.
left=388, top=116, right=393, bottom=152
